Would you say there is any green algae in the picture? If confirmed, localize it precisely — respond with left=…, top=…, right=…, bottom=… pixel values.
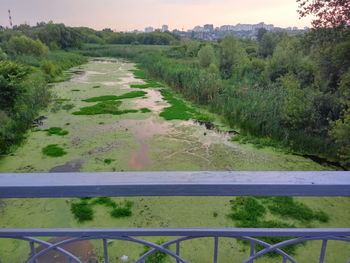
left=140, top=108, right=151, bottom=113
left=61, top=103, right=75, bottom=111
left=42, top=144, right=67, bottom=157
left=45, top=127, right=69, bottom=136
left=104, top=158, right=115, bottom=165
left=72, top=101, right=139, bottom=115
left=131, top=80, right=163, bottom=89
left=83, top=91, right=146, bottom=102
left=159, top=89, right=197, bottom=120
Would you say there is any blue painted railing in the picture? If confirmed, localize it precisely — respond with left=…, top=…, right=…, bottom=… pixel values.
left=0, top=171, right=349, bottom=263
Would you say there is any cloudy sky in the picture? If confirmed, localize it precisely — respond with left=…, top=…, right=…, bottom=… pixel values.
left=0, top=0, right=311, bottom=30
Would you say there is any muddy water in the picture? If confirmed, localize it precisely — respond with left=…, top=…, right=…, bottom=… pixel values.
left=0, top=58, right=349, bottom=263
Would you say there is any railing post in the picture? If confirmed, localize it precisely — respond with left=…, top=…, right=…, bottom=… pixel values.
left=176, top=242, right=180, bottom=263
left=29, top=241, right=38, bottom=263
left=103, top=238, right=109, bottom=263
left=249, top=241, right=255, bottom=263
left=213, top=237, right=219, bottom=263
left=319, top=240, right=328, bottom=263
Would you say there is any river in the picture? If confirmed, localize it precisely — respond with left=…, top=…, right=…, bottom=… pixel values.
left=0, top=58, right=349, bottom=263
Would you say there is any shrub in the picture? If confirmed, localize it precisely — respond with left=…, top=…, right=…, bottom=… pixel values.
left=6, top=35, right=49, bottom=56
left=71, top=202, right=94, bottom=222
left=110, top=207, right=132, bottom=218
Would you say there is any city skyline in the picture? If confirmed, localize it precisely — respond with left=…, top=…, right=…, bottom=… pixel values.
left=0, top=0, right=312, bottom=31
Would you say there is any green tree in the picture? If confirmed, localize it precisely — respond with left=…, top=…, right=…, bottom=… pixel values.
left=198, top=44, right=216, bottom=68
left=6, top=35, right=49, bottom=56
left=330, top=106, right=350, bottom=168
left=220, top=36, right=248, bottom=79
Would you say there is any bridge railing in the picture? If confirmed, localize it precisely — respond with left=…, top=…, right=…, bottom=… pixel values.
left=0, top=171, right=349, bottom=263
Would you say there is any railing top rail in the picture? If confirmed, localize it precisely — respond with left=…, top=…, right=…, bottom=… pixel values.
left=1, top=228, right=350, bottom=237
left=0, top=171, right=349, bottom=198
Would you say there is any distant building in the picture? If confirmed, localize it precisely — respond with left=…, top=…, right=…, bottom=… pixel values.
left=204, top=24, right=214, bottom=32
left=145, top=27, right=154, bottom=33
left=161, top=25, right=169, bottom=32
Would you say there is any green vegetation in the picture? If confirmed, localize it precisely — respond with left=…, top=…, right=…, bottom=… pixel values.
left=227, top=196, right=330, bottom=257
left=83, top=91, right=146, bottom=102
left=42, top=144, right=67, bottom=157
left=140, top=108, right=151, bottom=113
left=71, top=201, right=94, bottom=222
left=61, top=103, right=75, bottom=111
left=71, top=197, right=133, bottom=222
left=45, top=127, right=69, bottom=136
left=71, top=89, right=80, bottom=92
left=104, top=158, right=115, bottom=165
left=160, top=89, right=198, bottom=120
left=130, top=81, right=163, bottom=89
left=80, top=27, right=350, bottom=167
left=141, top=239, right=169, bottom=263
left=72, top=101, right=138, bottom=115
left=92, top=85, right=101, bottom=88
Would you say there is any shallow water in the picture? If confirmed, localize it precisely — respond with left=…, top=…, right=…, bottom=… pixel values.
left=0, top=58, right=349, bottom=263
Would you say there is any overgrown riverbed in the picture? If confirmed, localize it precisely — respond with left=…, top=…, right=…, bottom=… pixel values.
left=0, top=59, right=349, bottom=263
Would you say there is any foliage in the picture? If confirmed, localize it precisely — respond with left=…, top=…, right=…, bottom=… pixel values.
left=141, top=239, right=169, bottom=263
left=198, top=44, right=216, bottom=68
left=5, top=35, right=49, bottom=56
left=330, top=106, right=350, bottom=167
left=297, top=0, right=350, bottom=28
left=83, top=91, right=146, bottom=102
left=227, top=196, right=330, bottom=257
left=37, top=23, right=83, bottom=49
left=71, top=198, right=134, bottom=222
left=71, top=201, right=94, bottom=222
left=42, top=144, right=67, bottom=157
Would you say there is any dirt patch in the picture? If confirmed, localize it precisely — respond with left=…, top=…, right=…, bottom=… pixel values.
left=29, top=237, right=97, bottom=263
left=119, top=118, right=172, bottom=169
left=134, top=89, right=170, bottom=114
left=49, top=160, right=83, bottom=173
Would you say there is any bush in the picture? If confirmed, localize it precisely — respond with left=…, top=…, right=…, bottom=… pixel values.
left=71, top=202, right=94, bottom=222
left=6, top=35, right=49, bottom=56
left=110, top=207, right=132, bottom=218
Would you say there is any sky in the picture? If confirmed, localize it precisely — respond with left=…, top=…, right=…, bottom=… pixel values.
left=0, top=0, right=312, bottom=31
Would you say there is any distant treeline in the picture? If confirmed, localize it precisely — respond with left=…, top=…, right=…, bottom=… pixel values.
left=0, top=22, right=179, bottom=49
left=80, top=28, right=350, bottom=168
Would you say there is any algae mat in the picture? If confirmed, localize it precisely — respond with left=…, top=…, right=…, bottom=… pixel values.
left=0, top=59, right=349, bottom=263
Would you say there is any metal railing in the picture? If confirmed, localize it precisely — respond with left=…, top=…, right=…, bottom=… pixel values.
left=0, top=171, right=350, bottom=263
